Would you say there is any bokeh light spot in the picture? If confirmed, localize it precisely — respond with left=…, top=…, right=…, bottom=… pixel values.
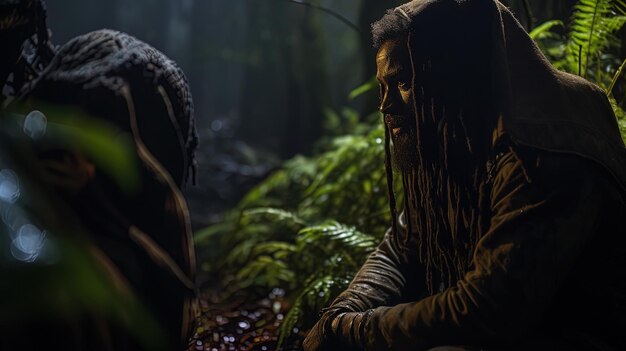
left=11, top=223, right=47, bottom=262
left=0, top=169, right=20, bottom=204
left=23, top=110, right=47, bottom=139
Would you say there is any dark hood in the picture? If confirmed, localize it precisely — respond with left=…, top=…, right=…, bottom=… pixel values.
left=393, top=0, right=626, bottom=191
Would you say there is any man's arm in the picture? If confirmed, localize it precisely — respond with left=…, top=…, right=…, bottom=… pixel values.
left=328, top=219, right=425, bottom=313
left=303, top=212, right=426, bottom=350
left=340, top=149, right=617, bottom=350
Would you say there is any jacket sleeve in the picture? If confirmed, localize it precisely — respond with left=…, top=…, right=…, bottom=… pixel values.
left=324, top=213, right=427, bottom=315
left=361, top=150, right=611, bottom=350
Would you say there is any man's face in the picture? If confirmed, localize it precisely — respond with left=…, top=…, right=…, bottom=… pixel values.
left=376, top=38, right=418, bottom=172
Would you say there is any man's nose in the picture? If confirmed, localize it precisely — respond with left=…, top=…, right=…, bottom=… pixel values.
left=379, top=86, right=400, bottom=115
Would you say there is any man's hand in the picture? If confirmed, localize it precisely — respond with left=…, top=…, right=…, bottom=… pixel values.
left=302, top=310, right=342, bottom=351
left=303, top=310, right=373, bottom=351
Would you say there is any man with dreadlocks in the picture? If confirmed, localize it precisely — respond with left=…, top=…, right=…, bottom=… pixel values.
left=304, top=0, right=626, bottom=350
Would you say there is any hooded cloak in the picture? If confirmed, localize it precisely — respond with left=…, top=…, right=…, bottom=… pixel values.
left=392, top=0, right=626, bottom=190
left=3, top=29, right=198, bottom=350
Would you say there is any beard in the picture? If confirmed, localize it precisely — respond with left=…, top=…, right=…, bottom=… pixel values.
left=389, top=104, right=486, bottom=182
left=390, top=122, right=419, bottom=174
left=385, top=113, right=420, bottom=174
left=387, top=104, right=490, bottom=294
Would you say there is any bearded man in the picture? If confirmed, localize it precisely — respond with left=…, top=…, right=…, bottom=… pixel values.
left=303, top=0, right=626, bottom=350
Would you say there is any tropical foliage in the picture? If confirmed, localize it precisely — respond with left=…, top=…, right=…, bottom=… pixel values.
left=195, top=112, right=402, bottom=345
left=532, top=0, right=626, bottom=138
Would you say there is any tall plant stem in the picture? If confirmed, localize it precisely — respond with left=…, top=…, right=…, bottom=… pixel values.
left=579, top=45, right=583, bottom=76
left=608, top=58, right=626, bottom=97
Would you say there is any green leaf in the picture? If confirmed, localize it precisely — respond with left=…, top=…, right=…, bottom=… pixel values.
left=348, top=75, right=378, bottom=100
left=529, top=20, right=564, bottom=40
left=607, top=57, right=626, bottom=96
left=243, top=207, right=308, bottom=228
left=564, top=0, right=626, bottom=78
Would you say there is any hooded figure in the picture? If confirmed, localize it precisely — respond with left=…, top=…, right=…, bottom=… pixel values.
left=304, top=0, right=626, bottom=350
left=1, top=5, right=198, bottom=349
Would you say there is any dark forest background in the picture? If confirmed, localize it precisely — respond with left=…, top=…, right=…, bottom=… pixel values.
left=46, top=0, right=598, bottom=230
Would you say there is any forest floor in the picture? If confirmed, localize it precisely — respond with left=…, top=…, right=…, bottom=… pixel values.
left=184, top=132, right=297, bottom=350
left=187, top=290, right=303, bottom=351
left=184, top=126, right=281, bottom=231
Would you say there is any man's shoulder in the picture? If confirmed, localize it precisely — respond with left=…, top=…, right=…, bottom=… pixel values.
left=491, top=142, right=623, bottom=201
left=500, top=69, right=626, bottom=192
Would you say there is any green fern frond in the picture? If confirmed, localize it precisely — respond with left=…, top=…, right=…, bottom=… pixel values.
left=277, top=297, right=303, bottom=349
left=235, top=255, right=296, bottom=289
left=252, top=241, right=298, bottom=258
left=530, top=0, right=626, bottom=140
left=217, top=222, right=290, bottom=278
left=225, top=238, right=260, bottom=267
left=563, top=0, right=626, bottom=77
left=243, top=207, right=308, bottom=228
left=348, top=75, right=379, bottom=100
left=297, top=221, right=378, bottom=258
left=298, top=124, right=397, bottom=233
left=529, top=20, right=564, bottom=40
left=607, top=58, right=626, bottom=95
left=276, top=272, right=352, bottom=348
left=238, top=155, right=318, bottom=210
left=193, top=215, right=237, bottom=243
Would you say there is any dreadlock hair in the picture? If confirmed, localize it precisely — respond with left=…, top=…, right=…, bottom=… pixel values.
left=371, top=8, right=410, bottom=50
left=372, top=2, right=498, bottom=294
left=383, top=118, right=398, bottom=238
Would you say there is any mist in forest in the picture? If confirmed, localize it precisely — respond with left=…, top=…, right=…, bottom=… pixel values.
left=45, top=0, right=575, bottom=229
left=46, top=0, right=375, bottom=228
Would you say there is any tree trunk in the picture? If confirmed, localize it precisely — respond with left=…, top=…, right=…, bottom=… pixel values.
left=239, top=1, right=330, bottom=157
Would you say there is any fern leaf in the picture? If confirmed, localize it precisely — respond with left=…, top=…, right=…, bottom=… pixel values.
left=297, top=221, right=378, bottom=258
left=235, top=255, right=296, bottom=289
left=276, top=273, right=351, bottom=348
left=608, top=58, right=626, bottom=96
left=243, top=207, right=308, bottom=228
left=564, top=0, right=626, bottom=77
left=252, top=241, right=298, bottom=260
left=529, top=20, right=564, bottom=40
left=277, top=297, right=303, bottom=348
left=348, top=75, right=378, bottom=100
